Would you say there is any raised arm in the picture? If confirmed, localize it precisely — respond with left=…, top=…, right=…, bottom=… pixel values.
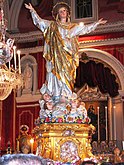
left=69, top=18, right=107, bottom=37
left=25, top=3, right=50, bottom=33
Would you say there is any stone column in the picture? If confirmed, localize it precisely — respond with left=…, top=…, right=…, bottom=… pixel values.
left=112, top=95, right=124, bottom=150
left=32, top=64, right=38, bottom=95
left=0, top=101, right=2, bottom=150
left=119, top=91, right=124, bottom=149
left=108, top=97, right=113, bottom=140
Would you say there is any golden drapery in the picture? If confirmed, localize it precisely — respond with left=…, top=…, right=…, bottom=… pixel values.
left=43, top=21, right=79, bottom=91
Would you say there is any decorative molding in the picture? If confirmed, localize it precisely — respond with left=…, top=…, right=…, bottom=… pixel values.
left=119, top=90, right=124, bottom=101
left=93, top=21, right=124, bottom=34
left=16, top=93, right=41, bottom=103
left=14, top=36, right=124, bottom=56
left=19, top=46, right=43, bottom=55
left=17, top=104, right=40, bottom=108
left=112, top=95, right=123, bottom=104
left=6, top=21, right=124, bottom=44
left=7, top=31, right=43, bottom=43
left=19, top=110, right=34, bottom=132
left=79, top=37, right=124, bottom=48
left=10, top=35, right=124, bottom=54
left=119, top=90, right=124, bottom=96
left=77, top=85, right=108, bottom=101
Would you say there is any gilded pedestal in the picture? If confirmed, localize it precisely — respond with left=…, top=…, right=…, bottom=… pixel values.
left=33, top=123, right=95, bottom=162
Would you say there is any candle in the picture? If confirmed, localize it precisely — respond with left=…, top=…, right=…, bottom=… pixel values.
left=9, top=61, right=10, bottom=69
left=122, top=141, right=124, bottom=150
left=1, top=10, right=4, bottom=26
left=17, top=139, right=19, bottom=152
left=97, top=106, right=100, bottom=141
left=17, top=50, right=21, bottom=74
left=113, top=106, right=116, bottom=140
left=13, top=46, right=16, bottom=70
left=0, top=136, right=1, bottom=149
left=30, top=138, right=34, bottom=153
left=105, top=106, right=108, bottom=141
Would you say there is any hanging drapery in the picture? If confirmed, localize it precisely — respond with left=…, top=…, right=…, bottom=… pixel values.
left=75, top=60, right=119, bottom=97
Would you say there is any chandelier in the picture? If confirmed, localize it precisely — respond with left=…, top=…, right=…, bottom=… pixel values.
left=0, top=0, right=23, bottom=100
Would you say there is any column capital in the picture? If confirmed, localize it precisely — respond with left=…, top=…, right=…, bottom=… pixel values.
left=119, top=90, right=124, bottom=101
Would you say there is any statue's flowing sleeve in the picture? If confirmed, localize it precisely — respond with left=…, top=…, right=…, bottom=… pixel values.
left=69, top=22, right=99, bottom=37
left=30, top=9, right=51, bottom=33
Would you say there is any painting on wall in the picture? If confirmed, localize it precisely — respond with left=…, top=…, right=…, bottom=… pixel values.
left=85, top=100, right=108, bottom=141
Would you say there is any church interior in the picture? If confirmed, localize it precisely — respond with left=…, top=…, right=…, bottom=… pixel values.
left=0, top=0, right=124, bottom=164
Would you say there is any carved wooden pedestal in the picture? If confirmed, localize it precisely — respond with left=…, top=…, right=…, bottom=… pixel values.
left=33, top=123, right=95, bottom=162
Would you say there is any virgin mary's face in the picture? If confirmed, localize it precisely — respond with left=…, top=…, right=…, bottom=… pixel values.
left=58, top=7, right=68, bottom=20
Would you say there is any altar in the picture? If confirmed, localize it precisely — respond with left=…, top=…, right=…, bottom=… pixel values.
left=33, top=123, right=95, bottom=162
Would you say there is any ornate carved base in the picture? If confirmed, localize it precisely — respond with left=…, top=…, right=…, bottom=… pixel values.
left=33, top=123, right=95, bottom=162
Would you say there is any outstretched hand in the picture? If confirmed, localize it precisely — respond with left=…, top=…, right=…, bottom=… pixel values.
left=98, top=18, right=107, bottom=25
left=25, top=3, right=34, bottom=10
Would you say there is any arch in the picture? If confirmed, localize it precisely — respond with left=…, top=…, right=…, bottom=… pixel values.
left=21, top=54, right=37, bottom=64
left=79, top=48, right=124, bottom=93
left=8, top=0, right=24, bottom=31
left=17, top=54, right=38, bottom=96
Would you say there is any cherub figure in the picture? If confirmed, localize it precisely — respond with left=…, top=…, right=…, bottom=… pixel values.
left=39, top=92, right=53, bottom=119
left=77, top=101, right=87, bottom=119
left=45, top=100, right=54, bottom=117
left=67, top=93, right=79, bottom=122
left=43, top=93, right=52, bottom=102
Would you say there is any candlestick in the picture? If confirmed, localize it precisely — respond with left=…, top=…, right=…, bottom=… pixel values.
left=17, top=50, right=21, bottom=74
left=97, top=106, right=100, bottom=141
left=105, top=106, right=108, bottom=141
left=13, top=46, right=16, bottom=70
